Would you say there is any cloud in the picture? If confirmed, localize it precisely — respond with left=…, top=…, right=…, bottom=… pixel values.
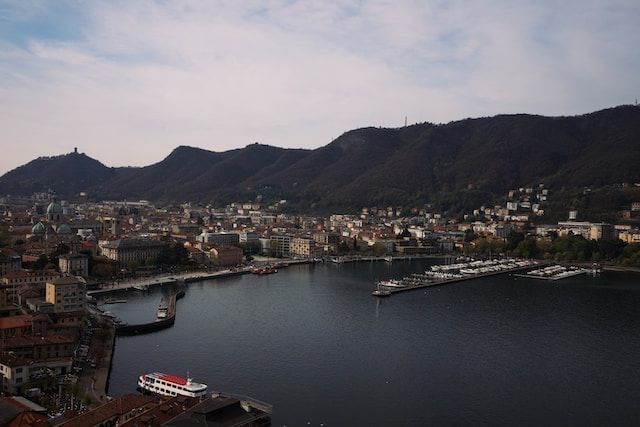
left=0, top=0, right=639, bottom=174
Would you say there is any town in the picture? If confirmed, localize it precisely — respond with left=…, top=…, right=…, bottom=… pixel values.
left=1, top=183, right=639, bottom=425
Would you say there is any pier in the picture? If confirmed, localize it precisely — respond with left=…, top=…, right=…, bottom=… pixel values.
left=115, top=290, right=185, bottom=336
left=514, top=264, right=592, bottom=281
left=374, top=259, right=546, bottom=296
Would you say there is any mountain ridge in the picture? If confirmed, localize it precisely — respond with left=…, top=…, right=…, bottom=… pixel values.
left=2, top=105, right=640, bottom=214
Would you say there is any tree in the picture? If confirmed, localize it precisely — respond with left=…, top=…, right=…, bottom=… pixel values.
left=463, top=229, right=477, bottom=243
left=505, top=231, right=525, bottom=252
left=92, top=264, right=113, bottom=278
left=127, top=260, right=140, bottom=272
left=372, top=242, right=388, bottom=256
left=515, top=239, right=539, bottom=258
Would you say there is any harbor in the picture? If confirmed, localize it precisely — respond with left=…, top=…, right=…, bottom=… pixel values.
left=114, top=290, right=185, bottom=336
left=105, top=260, right=640, bottom=425
left=373, top=258, right=542, bottom=296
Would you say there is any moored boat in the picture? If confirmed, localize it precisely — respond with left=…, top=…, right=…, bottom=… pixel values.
left=137, top=372, right=208, bottom=397
left=251, top=267, right=278, bottom=275
left=156, top=299, right=169, bottom=319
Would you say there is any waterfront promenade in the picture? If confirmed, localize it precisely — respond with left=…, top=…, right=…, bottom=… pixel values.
left=88, top=258, right=321, bottom=297
left=88, top=269, right=248, bottom=296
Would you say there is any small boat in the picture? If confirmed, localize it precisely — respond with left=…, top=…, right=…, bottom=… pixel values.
left=138, top=372, right=208, bottom=397
left=372, top=289, right=391, bottom=297
left=251, top=267, right=278, bottom=275
left=104, top=298, right=127, bottom=304
left=133, top=284, right=149, bottom=291
left=156, top=299, right=169, bottom=320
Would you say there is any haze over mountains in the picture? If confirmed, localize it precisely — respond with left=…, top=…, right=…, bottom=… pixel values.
left=2, top=106, right=640, bottom=213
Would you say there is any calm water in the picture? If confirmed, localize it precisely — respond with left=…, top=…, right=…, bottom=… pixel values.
left=105, top=261, right=640, bottom=426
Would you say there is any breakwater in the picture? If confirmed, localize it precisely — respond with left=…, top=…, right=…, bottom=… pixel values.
left=115, top=290, right=185, bottom=336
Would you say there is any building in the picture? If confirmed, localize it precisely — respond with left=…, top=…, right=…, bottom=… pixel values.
left=209, top=246, right=243, bottom=267
left=101, top=238, right=167, bottom=265
left=161, top=394, right=272, bottom=427
left=618, top=229, right=640, bottom=244
left=1, top=270, right=61, bottom=304
left=0, top=315, right=34, bottom=340
left=0, top=396, right=48, bottom=425
left=197, top=232, right=240, bottom=246
left=45, top=276, right=86, bottom=313
left=238, top=231, right=260, bottom=253
left=0, top=353, right=73, bottom=395
left=290, top=237, right=320, bottom=258
left=58, top=253, right=89, bottom=277
left=2, top=334, right=75, bottom=361
left=0, top=287, right=7, bottom=310
left=557, top=221, right=615, bottom=240
left=0, top=249, right=21, bottom=277
left=57, top=394, right=158, bottom=427
left=269, top=234, right=292, bottom=257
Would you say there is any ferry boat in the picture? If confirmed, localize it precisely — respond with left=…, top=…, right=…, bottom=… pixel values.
left=137, top=372, right=208, bottom=397
left=156, top=299, right=169, bottom=319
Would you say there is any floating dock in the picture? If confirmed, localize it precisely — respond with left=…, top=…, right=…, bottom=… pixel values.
left=514, top=265, right=590, bottom=281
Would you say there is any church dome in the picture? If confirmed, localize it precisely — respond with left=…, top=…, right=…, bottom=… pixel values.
left=56, top=223, right=72, bottom=234
left=32, top=222, right=46, bottom=235
left=47, top=201, right=63, bottom=215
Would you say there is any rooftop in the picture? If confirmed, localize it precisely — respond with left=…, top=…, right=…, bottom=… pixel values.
left=58, top=394, right=157, bottom=427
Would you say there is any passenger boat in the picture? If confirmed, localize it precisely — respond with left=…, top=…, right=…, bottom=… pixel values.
left=137, top=372, right=208, bottom=397
left=156, top=299, right=169, bottom=319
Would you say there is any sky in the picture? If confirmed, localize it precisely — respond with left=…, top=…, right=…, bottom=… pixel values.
left=1, top=0, right=639, bottom=174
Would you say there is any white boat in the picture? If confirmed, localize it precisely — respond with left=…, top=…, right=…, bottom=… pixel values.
left=157, top=299, right=169, bottom=319
left=137, top=372, right=208, bottom=397
left=377, top=279, right=405, bottom=288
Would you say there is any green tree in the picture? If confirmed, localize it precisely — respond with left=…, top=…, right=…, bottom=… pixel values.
left=92, top=264, right=113, bottom=278
left=505, top=231, right=525, bottom=252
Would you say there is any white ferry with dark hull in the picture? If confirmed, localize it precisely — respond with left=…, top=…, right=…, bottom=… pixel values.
left=138, top=372, right=208, bottom=397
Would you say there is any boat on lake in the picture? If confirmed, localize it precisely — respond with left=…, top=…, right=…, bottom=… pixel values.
left=157, top=299, right=169, bottom=319
left=138, top=372, right=208, bottom=397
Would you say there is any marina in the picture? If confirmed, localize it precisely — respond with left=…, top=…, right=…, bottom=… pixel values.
left=373, top=258, right=541, bottom=296
left=515, top=264, right=592, bottom=281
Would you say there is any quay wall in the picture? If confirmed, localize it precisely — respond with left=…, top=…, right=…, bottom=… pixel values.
left=115, top=290, right=185, bottom=336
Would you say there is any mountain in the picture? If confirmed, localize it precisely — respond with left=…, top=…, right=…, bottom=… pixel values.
left=252, top=105, right=640, bottom=211
left=96, top=144, right=310, bottom=201
left=0, top=151, right=115, bottom=197
left=2, top=105, right=640, bottom=214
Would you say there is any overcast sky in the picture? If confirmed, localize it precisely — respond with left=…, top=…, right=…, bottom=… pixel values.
left=1, top=0, right=639, bottom=174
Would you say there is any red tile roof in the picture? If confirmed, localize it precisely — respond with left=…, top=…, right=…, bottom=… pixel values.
left=0, top=315, right=32, bottom=330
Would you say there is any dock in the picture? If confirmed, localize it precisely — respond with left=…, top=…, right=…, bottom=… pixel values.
left=115, top=290, right=185, bottom=336
left=514, top=264, right=591, bottom=281
left=373, top=258, right=545, bottom=296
